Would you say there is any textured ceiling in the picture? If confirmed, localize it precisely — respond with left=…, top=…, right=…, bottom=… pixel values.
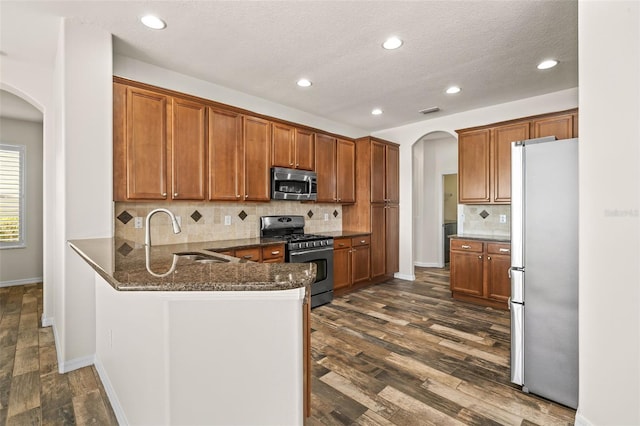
left=0, top=1, right=578, bottom=132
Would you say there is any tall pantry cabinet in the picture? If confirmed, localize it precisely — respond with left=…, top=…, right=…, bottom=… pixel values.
left=343, top=137, right=400, bottom=282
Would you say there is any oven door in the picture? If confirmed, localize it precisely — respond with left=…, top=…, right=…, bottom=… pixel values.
left=288, top=246, right=334, bottom=301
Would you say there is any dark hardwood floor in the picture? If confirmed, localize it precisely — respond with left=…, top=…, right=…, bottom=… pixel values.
left=1, top=268, right=576, bottom=425
left=307, top=267, right=576, bottom=425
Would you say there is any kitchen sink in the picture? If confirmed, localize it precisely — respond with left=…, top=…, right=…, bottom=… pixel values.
left=173, top=252, right=230, bottom=264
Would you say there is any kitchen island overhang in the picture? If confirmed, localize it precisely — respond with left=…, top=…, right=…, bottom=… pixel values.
left=69, top=237, right=315, bottom=426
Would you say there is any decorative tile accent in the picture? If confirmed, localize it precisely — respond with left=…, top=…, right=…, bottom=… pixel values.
left=479, top=210, right=490, bottom=219
left=117, top=242, right=134, bottom=257
left=333, top=210, right=339, bottom=218
left=307, top=210, right=314, bottom=218
left=117, top=211, right=133, bottom=225
left=190, top=210, right=202, bottom=223
left=238, top=210, right=248, bottom=221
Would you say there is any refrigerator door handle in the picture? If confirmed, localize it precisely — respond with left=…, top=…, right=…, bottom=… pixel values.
left=510, top=301, right=524, bottom=386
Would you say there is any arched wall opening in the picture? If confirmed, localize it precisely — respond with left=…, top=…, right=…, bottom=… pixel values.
left=411, top=131, right=458, bottom=270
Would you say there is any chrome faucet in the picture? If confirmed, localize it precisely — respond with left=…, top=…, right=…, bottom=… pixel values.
left=145, top=208, right=181, bottom=246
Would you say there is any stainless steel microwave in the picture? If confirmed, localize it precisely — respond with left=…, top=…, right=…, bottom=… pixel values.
left=271, top=167, right=317, bottom=201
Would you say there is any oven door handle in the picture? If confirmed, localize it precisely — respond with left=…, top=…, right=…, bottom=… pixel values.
left=289, top=247, right=334, bottom=259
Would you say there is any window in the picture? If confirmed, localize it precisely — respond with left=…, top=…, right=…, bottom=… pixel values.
left=0, top=144, right=25, bottom=248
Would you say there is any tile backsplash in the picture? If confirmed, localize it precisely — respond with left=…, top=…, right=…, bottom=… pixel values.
left=460, top=204, right=510, bottom=237
left=115, top=201, right=342, bottom=245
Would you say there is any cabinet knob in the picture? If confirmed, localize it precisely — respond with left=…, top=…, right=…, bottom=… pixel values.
left=487, top=256, right=492, bottom=260
left=290, top=162, right=294, bottom=166
left=162, top=192, right=167, bottom=197
left=236, top=194, right=241, bottom=198
left=478, top=255, right=482, bottom=259
left=244, top=194, right=248, bottom=199
left=174, top=192, right=178, bottom=197
left=296, top=163, right=299, bottom=167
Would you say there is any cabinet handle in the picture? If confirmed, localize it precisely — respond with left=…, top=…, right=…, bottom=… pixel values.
left=290, top=162, right=294, bottom=166
left=461, top=245, right=471, bottom=249
left=338, top=243, right=345, bottom=247
left=499, top=248, right=510, bottom=253
left=243, top=255, right=253, bottom=259
left=271, top=251, right=280, bottom=255
left=296, top=163, right=299, bottom=167
left=360, top=240, right=366, bottom=244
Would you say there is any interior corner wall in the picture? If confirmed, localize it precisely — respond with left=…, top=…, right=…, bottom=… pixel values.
left=0, top=117, right=43, bottom=284
left=372, top=88, right=578, bottom=280
left=58, top=19, right=113, bottom=369
left=576, top=1, right=640, bottom=424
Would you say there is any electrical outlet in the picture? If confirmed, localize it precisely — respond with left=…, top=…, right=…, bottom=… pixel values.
left=499, top=214, right=507, bottom=224
left=134, top=217, right=143, bottom=229
left=324, top=213, right=329, bottom=221
left=224, top=215, right=231, bottom=226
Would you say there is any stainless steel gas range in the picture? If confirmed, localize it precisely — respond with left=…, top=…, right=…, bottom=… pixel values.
left=260, top=216, right=334, bottom=308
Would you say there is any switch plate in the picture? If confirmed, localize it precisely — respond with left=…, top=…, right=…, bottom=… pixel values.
left=134, top=217, right=143, bottom=229
left=324, top=213, right=329, bottom=221
left=499, top=214, right=507, bottom=224
left=224, top=215, right=231, bottom=226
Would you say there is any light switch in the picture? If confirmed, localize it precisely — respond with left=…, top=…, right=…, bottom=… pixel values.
left=134, top=217, right=143, bottom=229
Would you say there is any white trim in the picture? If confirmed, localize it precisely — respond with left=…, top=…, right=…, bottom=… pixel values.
left=0, top=277, right=43, bottom=287
left=574, top=410, right=591, bottom=426
left=393, top=272, right=415, bottom=281
left=414, top=261, right=443, bottom=268
left=59, top=353, right=95, bottom=374
left=94, top=354, right=129, bottom=426
left=0, top=143, right=26, bottom=248
left=41, top=314, right=53, bottom=327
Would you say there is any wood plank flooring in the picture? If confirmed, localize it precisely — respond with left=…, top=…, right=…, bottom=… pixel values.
left=0, top=283, right=118, bottom=425
left=307, top=267, right=576, bottom=425
left=1, top=269, right=576, bottom=425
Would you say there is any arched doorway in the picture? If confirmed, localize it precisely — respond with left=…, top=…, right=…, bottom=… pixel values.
left=412, top=131, right=457, bottom=268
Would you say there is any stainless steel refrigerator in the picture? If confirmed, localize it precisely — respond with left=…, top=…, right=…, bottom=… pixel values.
left=510, top=136, right=578, bottom=409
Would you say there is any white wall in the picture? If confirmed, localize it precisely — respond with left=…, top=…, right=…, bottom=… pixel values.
left=372, top=88, right=578, bottom=279
left=576, top=1, right=640, bottom=425
left=413, top=132, right=457, bottom=267
left=0, top=117, right=43, bottom=285
left=114, top=55, right=367, bottom=139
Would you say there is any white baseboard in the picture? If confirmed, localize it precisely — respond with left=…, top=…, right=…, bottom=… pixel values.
left=414, top=261, right=443, bottom=268
left=393, top=272, right=415, bottom=281
left=574, top=409, right=592, bottom=426
left=94, top=355, right=129, bottom=425
left=41, top=314, right=53, bottom=327
left=0, top=277, right=43, bottom=287
left=59, top=354, right=95, bottom=374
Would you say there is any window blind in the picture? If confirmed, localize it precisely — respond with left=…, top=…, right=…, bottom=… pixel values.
left=0, top=144, right=25, bottom=246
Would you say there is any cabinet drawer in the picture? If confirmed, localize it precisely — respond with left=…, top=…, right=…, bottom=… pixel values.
left=351, top=236, right=370, bottom=247
left=334, top=237, right=352, bottom=250
left=450, top=239, right=483, bottom=253
left=235, top=247, right=261, bottom=261
left=487, top=243, right=511, bottom=255
left=262, top=244, right=285, bottom=261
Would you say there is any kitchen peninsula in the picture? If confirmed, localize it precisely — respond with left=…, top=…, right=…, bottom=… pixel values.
left=69, top=237, right=315, bottom=425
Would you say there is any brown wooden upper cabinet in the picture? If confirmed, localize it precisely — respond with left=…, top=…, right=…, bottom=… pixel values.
left=456, top=109, right=577, bottom=204
left=371, top=141, right=399, bottom=204
left=243, top=116, right=272, bottom=201
left=315, top=133, right=355, bottom=203
left=271, top=123, right=315, bottom=170
left=113, top=83, right=207, bottom=201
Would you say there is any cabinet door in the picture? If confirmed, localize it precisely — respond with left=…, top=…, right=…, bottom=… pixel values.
left=209, top=107, right=243, bottom=201
left=458, top=129, right=490, bottom=204
left=336, top=138, right=355, bottom=203
left=315, top=133, right=337, bottom=202
left=295, top=128, right=315, bottom=171
left=370, top=204, right=386, bottom=279
left=486, top=254, right=511, bottom=303
left=333, top=239, right=351, bottom=290
left=126, top=87, right=168, bottom=199
left=532, top=114, right=575, bottom=140
left=385, top=144, right=400, bottom=203
left=243, top=116, right=271, bottom=201
left=385, top=204, right=399, bottom=274
left=370, top=141, right=386, bottom=203
left=450, top=250, right=484, bottom=296
left=113, top=82, right=127, bottom=201
left=171, top=98, right=207, bottom=200
left=492, top=123, right=529, bottom=203
left=352, top=244, right=371, bottom=284
left=271, top=122, right=295, bottom=168
left=235, top=247, right=261, bottom=262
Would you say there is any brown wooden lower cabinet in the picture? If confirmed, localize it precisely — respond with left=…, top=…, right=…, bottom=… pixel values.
left=214, top=243, right=285, bottom=263
left=333, top=235, right=371, bottom=294
left=450, top=238, right=511, bottom=309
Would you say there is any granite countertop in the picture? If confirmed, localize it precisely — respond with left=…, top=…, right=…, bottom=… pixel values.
left=322, top=230, right=371, bottom=238
left=69, top=238, right=316, bottom=292
left=449, top=234, right=511, bottom=243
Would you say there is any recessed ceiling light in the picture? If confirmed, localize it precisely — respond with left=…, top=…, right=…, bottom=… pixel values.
left=296, top=79, right=312, bottom=87
left=371, top=108, right=383, bottom=115
left=141, top=15, right=166, bottom=30
left=446, top=86, right=461, bottom=94
left=537, top=59, right=558, bottom=70
left=382, top=37, right=403, bottom=50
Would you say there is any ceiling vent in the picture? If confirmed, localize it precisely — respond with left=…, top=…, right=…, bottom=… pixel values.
left=419, top=107, right=440, bottom=115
